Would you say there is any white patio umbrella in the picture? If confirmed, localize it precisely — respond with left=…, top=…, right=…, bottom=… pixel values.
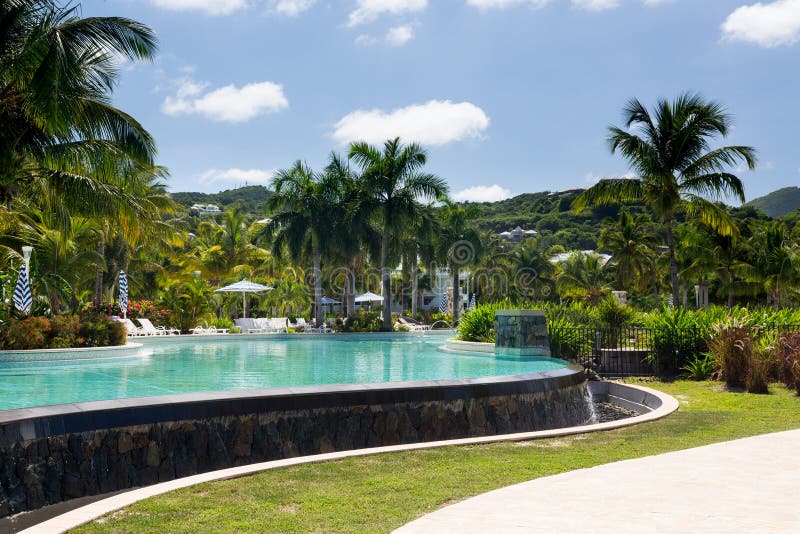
left=215, top=280, right=273, bottom=318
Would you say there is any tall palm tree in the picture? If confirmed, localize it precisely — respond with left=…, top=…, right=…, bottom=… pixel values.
left=1, top=0, right=158, bottom=215
left=598, top=209, right=658, bottom=294
left=267, top=161, right=340, bottom=327
left=437, top=202, right=483, bottom=322
left=349, top=138, right=448, bottom=330
left=509, top=238, right=555, bottom=302
left=573, top=94, right=756, bottom=306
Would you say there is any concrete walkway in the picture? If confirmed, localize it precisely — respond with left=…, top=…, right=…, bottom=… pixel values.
left=396, top=429, right=800, bottom=533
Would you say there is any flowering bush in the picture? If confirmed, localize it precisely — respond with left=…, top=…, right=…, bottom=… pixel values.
left=87, top=300, right=171, bottom=325
left=0, top=314, right=125, bottom=350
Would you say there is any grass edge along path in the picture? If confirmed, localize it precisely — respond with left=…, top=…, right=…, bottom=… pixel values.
left=74, top=381, right=800, bottom=534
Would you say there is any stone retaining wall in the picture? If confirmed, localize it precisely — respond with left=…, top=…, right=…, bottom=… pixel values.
left=0, top=371, right=589, bottom=517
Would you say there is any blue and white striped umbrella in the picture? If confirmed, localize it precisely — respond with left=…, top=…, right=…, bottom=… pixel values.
left=439, top=292, right=449, bottom=314
left=469, top=293, right=476, bottom=311
left=13, top=266, right=32, bottom=314
left=118, top=271, right=129, bottom=317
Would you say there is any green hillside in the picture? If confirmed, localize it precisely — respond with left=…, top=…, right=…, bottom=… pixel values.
left=170, top=185, right=272, bottom=215
left=746, top=187, right=800, bottom=218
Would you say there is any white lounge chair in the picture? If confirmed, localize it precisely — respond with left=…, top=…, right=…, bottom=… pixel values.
left=193, top=325, right=229, bottom=335
left=235, top=318, right=267, bottom=333
left=137, top=318, right=180, bottom=335
left=122, top=318, right=144, bottom=337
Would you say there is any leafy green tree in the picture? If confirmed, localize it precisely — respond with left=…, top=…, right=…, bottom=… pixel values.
left=349, top=138, right=448, bottom=330
left=0, top=0, right=157, bottom=215
left=741, top=221, right=799, bottom=309
left=574, top=94, right=756, bottom=306
left=599, top=209, right=658, bottom=294
left=268, top=161, right=340, bottom=327
left=556, top=253, right=612, bottom=305
left=437, top=202, right=483, bottom=322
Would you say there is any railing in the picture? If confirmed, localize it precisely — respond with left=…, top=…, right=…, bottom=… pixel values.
left=548, top=324, right=800, bottom=378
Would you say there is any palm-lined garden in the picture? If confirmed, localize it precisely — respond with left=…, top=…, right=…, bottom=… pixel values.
left=5, top=1, right=800, bottom=351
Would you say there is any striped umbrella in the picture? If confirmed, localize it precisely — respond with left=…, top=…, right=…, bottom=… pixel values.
left=13, top=265, right=32, bottom=314
left=469, top=293, right=476, bottom=311
left=439, top=292, right=449, bottom=314
left=119, top=271, right=129, bottom=319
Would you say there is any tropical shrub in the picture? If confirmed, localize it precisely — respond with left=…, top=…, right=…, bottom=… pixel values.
left=593, top=297, right=637, bottom=329
left=681, top=353, right=716, bottom=381
left=340, top=311, right=383, bottom=332
left=1, top=316, right=51, bottom=349
left=646, top=308, right=711, bottom=375
left=776, top=332, right=800, bottom=393
left=707, top=320, right=753, bottom=389
left=0, top=314, right=125, bottom=350
left=457, top=301, right=521, bottom=342
left=548, top=316, right=591, bottom=361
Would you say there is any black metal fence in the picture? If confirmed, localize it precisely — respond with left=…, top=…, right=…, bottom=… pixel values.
left=549, top=324, right=800, bottom=378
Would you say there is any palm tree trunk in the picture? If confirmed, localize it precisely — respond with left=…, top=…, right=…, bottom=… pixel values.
left=313, top=242, right=323, bottom=328
left=451, top=264, right=460, bottom=323
left=727, top=272, right=734, bottom=308
left=381, top=231, right=392, bottom=331
left=664, top=217, right=680, bottom=307
left=95, top=236, right=105, bottom=307
left=411, top=253, right=419, bottom=319
left=348, top=258, right=356, bottom=317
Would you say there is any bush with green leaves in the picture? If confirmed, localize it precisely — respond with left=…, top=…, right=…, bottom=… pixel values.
left=457, top=300, right=521, bottom=342
left=0, top=314, right=125, bottom=350
left=681, top=353, right=716, bottom=380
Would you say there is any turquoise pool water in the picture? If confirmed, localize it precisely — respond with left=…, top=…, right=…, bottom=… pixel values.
left=0, top=334, right=568, bottom=410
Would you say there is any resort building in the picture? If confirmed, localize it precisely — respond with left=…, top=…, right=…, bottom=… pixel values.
left=189, top=204, right=223, bottom=215
left=498, top=226, right=538, bottom=243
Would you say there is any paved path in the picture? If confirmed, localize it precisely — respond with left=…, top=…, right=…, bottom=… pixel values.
left=396, top=430, right=800, bottom=533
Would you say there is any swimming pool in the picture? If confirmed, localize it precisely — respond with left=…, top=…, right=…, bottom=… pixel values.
left=0, top=333, right=568, bottom=410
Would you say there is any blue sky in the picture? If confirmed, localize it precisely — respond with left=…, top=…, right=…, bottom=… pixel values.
left=85, top=0, right=800, bottom=201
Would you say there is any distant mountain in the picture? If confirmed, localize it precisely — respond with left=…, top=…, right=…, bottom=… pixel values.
left=746, top=187, right=800, bottom=218
left=170, top=185, right=272, bottom=215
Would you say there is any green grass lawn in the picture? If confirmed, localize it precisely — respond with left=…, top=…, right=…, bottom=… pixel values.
left=74, top=380, right=800, bottom=534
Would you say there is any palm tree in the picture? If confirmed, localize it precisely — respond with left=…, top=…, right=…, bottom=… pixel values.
left=741, top=222, right=799, bottom=309
left=598, top=209, right=658, bottom=294
left=509, top=238, right=555, bottom=302
left=1, top=0, right=158, bottom=215
left=267, top=161, right=340, bottom=328
left=556, top=253, right=612, bottom=305
left=437, top=202, right=483, bottom=322
left=573, top=94, right=756, bottom=306
left=349, top=138, right=448, bottom=330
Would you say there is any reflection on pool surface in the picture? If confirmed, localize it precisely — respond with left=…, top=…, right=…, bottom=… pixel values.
left=0, top=333, right=568, bottom=410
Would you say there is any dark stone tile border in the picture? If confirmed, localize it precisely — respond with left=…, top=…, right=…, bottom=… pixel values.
left=0, top=366, right=584, bottom=443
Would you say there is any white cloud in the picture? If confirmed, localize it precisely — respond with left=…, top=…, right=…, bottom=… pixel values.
left=465, top=0, right=550, bottom=9
left=331, top=100, right=490, bottom=145
left=197, top=168, right=276, bottom=185
left=722, top=0, right=800, bottom=47
left=348, top=0, right=427, bottom=26
left=453, top=185, right=513, bottom=202
left=148, top=0, right=247, bottom=15
left=386, top=25, right=415, bottom=45
left=273, top=0, right=315, bottom=16
left=162, top=79, right=289, bottom=122
left=572, top=0, right=619, bottom=10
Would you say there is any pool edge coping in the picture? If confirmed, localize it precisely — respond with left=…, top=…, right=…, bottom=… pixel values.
left=18, top=382, right=679, bottom=534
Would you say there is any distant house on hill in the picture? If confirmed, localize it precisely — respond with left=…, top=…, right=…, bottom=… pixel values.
left=498, top=226, right=538, bottom=243
left=189, top=204, right=223, bottom=215
left=546, top=187, right=587, bottom=197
